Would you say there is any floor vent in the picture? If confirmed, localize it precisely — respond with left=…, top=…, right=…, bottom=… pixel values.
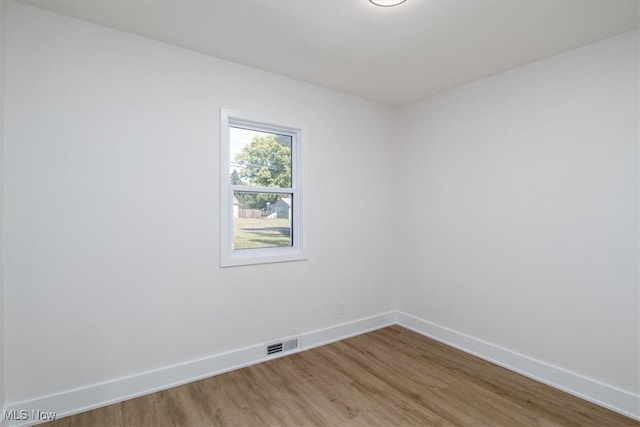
left=266, top=337, right=299, bottom=357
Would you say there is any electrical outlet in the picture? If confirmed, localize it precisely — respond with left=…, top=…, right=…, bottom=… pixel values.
left=339, top=301, right=346, bottom=315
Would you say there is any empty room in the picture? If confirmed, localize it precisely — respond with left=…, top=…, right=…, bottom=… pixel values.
left=0, top=0, right=638, bottom=425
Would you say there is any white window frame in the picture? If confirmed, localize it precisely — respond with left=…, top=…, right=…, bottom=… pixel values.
left=220, top=109, right=306, bottom=267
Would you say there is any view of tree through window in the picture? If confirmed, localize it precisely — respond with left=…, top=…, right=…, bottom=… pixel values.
left=230, top=126, right=294, bottom=250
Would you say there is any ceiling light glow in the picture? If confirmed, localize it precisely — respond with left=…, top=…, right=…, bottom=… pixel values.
left=369, top=0, right=406, bottom=7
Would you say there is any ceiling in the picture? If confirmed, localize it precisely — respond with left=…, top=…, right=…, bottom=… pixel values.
left=17, top=0, right=640, bottom=106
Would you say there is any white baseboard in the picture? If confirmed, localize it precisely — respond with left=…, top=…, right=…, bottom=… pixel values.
left=4, top=310, right=637, bottom=425
left=302, top=311, right=397, bottom=350
left=2, top=312, right=396, bottom=427
left=396, top=312, right=640, bottom=421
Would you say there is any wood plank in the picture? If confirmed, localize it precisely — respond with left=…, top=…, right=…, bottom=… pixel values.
left=44, top=326, right=639, bottom=426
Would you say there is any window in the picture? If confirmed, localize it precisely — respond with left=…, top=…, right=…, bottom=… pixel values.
left=220, top=109, right=306, bottom=267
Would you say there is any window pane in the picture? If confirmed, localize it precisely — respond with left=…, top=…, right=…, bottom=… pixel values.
left=230, top=126, right=292, bottom=188
left=233, top=192, right=293, bottom=250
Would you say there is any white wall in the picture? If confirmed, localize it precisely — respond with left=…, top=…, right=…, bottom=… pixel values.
left=0, top=0, right=6, bottom=415
left=399, top=30, right=639, bottom=395
left=4, top=2, right=398, bottom=404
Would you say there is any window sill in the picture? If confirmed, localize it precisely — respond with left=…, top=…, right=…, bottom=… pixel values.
left=220, top=247, right=307, bottom=267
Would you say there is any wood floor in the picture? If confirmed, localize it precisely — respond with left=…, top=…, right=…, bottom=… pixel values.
left=46, top=326, right=638, bottom=426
